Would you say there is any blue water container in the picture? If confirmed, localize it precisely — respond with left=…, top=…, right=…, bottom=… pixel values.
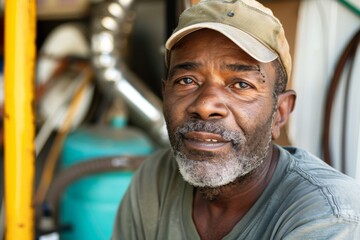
left=59, top=124, right=154, bottom=240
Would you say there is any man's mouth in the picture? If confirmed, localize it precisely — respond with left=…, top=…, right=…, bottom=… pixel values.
left=183, top=131, right=230, bottom=151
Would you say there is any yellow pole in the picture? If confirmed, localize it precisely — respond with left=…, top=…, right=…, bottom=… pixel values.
left=4, top=0, right=36, bottom=239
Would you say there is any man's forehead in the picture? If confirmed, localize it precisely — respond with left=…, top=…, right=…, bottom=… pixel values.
left=172, top=29, right=233, bottom=49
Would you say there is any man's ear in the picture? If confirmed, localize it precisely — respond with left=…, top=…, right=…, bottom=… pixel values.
left=272, top=90, right=296, bottom=140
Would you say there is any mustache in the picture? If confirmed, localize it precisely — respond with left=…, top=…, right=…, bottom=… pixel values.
left=175, top=119, right=245, bottom=145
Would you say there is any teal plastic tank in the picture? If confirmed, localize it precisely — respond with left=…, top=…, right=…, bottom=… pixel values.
left=59, top=124, right=154, bottom=240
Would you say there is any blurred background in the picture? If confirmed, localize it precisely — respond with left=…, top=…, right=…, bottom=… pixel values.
left=0, top=0, right=359, bottom=239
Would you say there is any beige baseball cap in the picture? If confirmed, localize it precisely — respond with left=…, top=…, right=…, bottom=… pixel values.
left=165, top=0, right=291, bottom=79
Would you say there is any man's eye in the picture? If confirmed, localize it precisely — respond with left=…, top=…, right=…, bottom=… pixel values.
left=178, top=78, right=194, bottom=85
left=234, top=81, right=251, bottom=89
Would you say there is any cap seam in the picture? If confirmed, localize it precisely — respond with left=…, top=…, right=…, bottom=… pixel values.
left=239, top=1, right=280, bottom=26
left=197, top=0, right=279, bottom=26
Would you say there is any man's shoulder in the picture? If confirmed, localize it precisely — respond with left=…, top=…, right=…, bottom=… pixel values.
left=279, top=146, right=360, bottom=222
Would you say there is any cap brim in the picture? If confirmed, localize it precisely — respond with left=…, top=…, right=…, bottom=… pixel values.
left=166, top=22, right=278, bottom=64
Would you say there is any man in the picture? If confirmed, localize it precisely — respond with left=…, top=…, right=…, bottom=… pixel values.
left=112, top=0, right=360, bottom=239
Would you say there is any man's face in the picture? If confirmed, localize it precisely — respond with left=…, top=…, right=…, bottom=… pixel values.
left=163, top=29, right=278, bottom=188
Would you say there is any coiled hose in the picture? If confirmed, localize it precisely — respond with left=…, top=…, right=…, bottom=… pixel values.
left=322, top=29, right=360, bottom=169
left=38, top=155, right=146, bottom=230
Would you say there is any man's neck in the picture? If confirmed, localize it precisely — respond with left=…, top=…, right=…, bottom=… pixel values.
left=192, top=144, right=279, bottom=240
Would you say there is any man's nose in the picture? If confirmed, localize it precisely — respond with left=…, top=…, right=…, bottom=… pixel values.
left=186, top=84, right=229, bottom=120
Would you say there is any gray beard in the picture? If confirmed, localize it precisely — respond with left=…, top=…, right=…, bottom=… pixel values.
left=170, top=118, right=273, bottom=188
left=175, top=151, right=264, bottom=188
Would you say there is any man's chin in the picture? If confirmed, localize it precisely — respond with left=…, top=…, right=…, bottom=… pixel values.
left=175, top=152, right=242, bottom=188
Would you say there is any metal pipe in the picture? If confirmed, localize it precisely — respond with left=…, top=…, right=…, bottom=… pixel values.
left=91, top=0, right=169, bottom=146
left=4, top=0, right=37, bottom=239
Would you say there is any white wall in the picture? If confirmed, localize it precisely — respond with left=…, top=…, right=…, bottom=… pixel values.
left=289, top=0, right=360, bottom=181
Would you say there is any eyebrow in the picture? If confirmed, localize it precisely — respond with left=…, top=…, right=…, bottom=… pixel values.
left=168, top=62, right=201, bottom=79
left=224, top=63, right=267, bottom=84
left=223, top=63, right=259, bottom=72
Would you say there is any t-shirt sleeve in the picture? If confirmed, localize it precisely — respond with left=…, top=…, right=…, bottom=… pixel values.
left=275, top=147, right=360, bottom=240
left=282, top=216, right=360, bottom=239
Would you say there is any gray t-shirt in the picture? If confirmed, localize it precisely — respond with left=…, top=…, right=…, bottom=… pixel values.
left=112, top=146, right=360, bottom=239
